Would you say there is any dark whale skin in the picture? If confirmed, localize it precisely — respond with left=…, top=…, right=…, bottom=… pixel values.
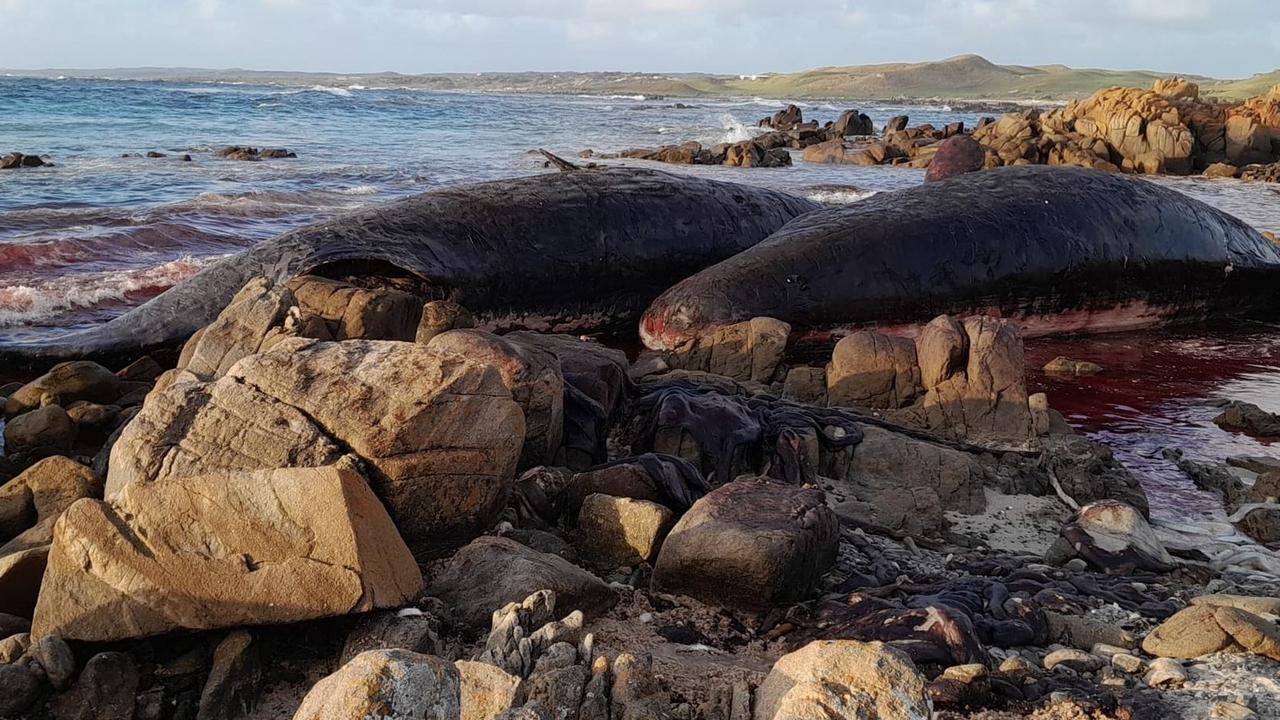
left=0, top=168, right=819, bottom=370
left=641, top=165, right=1280, bottom=350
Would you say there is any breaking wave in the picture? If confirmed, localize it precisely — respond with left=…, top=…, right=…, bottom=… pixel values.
left=717, top=113, right=765, bottom=144
left=309, top=85, right=353, bottom=97
left=800, top=185, right=878, bottom=204
left=0, top=257, right=210, bottom=327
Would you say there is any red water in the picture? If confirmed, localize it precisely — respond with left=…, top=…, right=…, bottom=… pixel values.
left=1026, top=323, right=1280, bottom=522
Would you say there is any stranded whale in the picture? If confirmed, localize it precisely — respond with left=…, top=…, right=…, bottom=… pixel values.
left=641, top=165, right=1280, bottom=350
left=1, top=165, right=819, bottom=369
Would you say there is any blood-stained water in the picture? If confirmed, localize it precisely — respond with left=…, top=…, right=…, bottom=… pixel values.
left=1026, top=324, right=1280, bottom=523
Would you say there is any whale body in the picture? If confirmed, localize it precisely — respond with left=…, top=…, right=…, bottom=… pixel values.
left=641, top=165, right=1280, bottom=350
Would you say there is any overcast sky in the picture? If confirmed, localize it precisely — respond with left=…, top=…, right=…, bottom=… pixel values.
left=1, top=0, right=1276, bottom=79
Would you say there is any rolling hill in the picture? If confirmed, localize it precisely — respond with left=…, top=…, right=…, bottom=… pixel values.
left=5, top=56, right=1274, bottom=102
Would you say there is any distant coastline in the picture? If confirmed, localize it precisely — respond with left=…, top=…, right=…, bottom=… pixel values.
left=5, top=54, right=1278, bottom=103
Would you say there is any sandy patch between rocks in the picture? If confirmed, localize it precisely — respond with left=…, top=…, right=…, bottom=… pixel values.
left=946, top=488, right=1071, bottom=556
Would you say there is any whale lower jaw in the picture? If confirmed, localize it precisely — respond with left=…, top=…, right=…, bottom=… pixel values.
left=831, top=299, right=1186, bottom=340
left=654, top=298, right=1216, bottom=360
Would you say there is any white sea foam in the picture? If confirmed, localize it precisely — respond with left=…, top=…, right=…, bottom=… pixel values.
left=717, top=113, right=764, bottom=144
left=337, top=185, right=380, bottom=195
left=189, top=188, right=368, bottom=210
left=0, top=257, right=209, bottom=327
left=803, top=188, right=878, bottom=204
left=309, top=85, right=353, bottom=97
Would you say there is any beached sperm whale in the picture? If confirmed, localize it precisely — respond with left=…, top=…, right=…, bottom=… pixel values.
left=641, top=165, right=1280, bottom=350
left=1, top=164, right=819, bottom=368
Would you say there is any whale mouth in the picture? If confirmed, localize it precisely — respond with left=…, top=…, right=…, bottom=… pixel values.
left=304, top=258, right=460, bottom=303
left=640, top=304, right=718, bottom=352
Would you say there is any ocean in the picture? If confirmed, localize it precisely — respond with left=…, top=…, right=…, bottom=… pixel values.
left=3, top=75, right=1280, bottom=521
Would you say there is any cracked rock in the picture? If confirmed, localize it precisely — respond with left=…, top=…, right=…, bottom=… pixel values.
left=33, top=460, right=422, bottom=641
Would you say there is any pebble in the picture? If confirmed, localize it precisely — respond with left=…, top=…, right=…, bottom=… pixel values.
left=31, top=634, right=75, bottom=691
left=942, top=663, right=988, bottom=684
left=1044, top=648, right=1103, bottom=673
left=638, top=613, right=654, bottom=624
left=1111, top=653, right=1144, bottom=674
left=1144, top=657, right=1188, bottom=688
left=0, top=633, right=31, bottom=664
left=998, top=655, right=1036, bottom=683
left=1090, top=643, right=1129, bottom=660
left=1065, top=558, right=1088, bottom=573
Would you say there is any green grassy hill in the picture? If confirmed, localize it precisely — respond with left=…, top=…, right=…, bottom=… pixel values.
left=1202, top=70, right=1280, bottom=100
left=717, top=55, right=1213, bottom=101
left=8, top=56, right=1276, bottom=102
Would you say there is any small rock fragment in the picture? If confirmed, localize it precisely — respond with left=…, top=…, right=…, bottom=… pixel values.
left=1111, top=653, right=1144, bottom=674
left=52, top=651, right=139, bottom=720
left=1043, top=648, right=1103, bottom=673
left=292, top=649, right=460, bottom=720
left=30, top=633, right=75, bottom=690
left=574, top=493, right=674, bottom=567
left=1144, top=657, right=1188, bottom=687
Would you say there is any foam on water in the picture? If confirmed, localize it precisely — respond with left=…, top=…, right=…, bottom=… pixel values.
left=716, top=113, right=764, bottom=144
left=309, top=85, right=353, bottom=97
left=0, top=256, right=209, bottom=327
left=337, top=185, right=380, bottom=195
left=802, top=187, right=878, bottom=204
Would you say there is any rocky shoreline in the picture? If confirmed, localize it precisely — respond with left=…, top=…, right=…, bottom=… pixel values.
left=2, top=270, right=1279, bottom=719
left=1, top=146, right=297, bottom=171
left=603, top=78, right=1280, bottom=185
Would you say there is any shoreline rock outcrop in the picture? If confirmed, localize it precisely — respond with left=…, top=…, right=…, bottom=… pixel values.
left=0, top=153, right=49, bottom=169
left=653, top=478, right=838, bottom=611
left=4, top=270, right=1280, bottom=720
left=111, top=337, right=526, bottom=557
left=33, top=461, right=422, bottom=642
left=787, top=80, right=1280, bottom=181
left=587, top=104, right=877, bottom=169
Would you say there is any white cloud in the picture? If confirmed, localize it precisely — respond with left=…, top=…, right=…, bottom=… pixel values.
left=0, top=0, right=1274, bottom=78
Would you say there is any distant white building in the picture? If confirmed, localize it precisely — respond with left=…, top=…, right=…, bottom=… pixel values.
left=738, top=74, right=773, bottom=81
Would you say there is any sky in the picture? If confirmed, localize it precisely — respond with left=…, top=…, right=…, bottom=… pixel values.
left=0, top=0, right=1277, bottom=79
